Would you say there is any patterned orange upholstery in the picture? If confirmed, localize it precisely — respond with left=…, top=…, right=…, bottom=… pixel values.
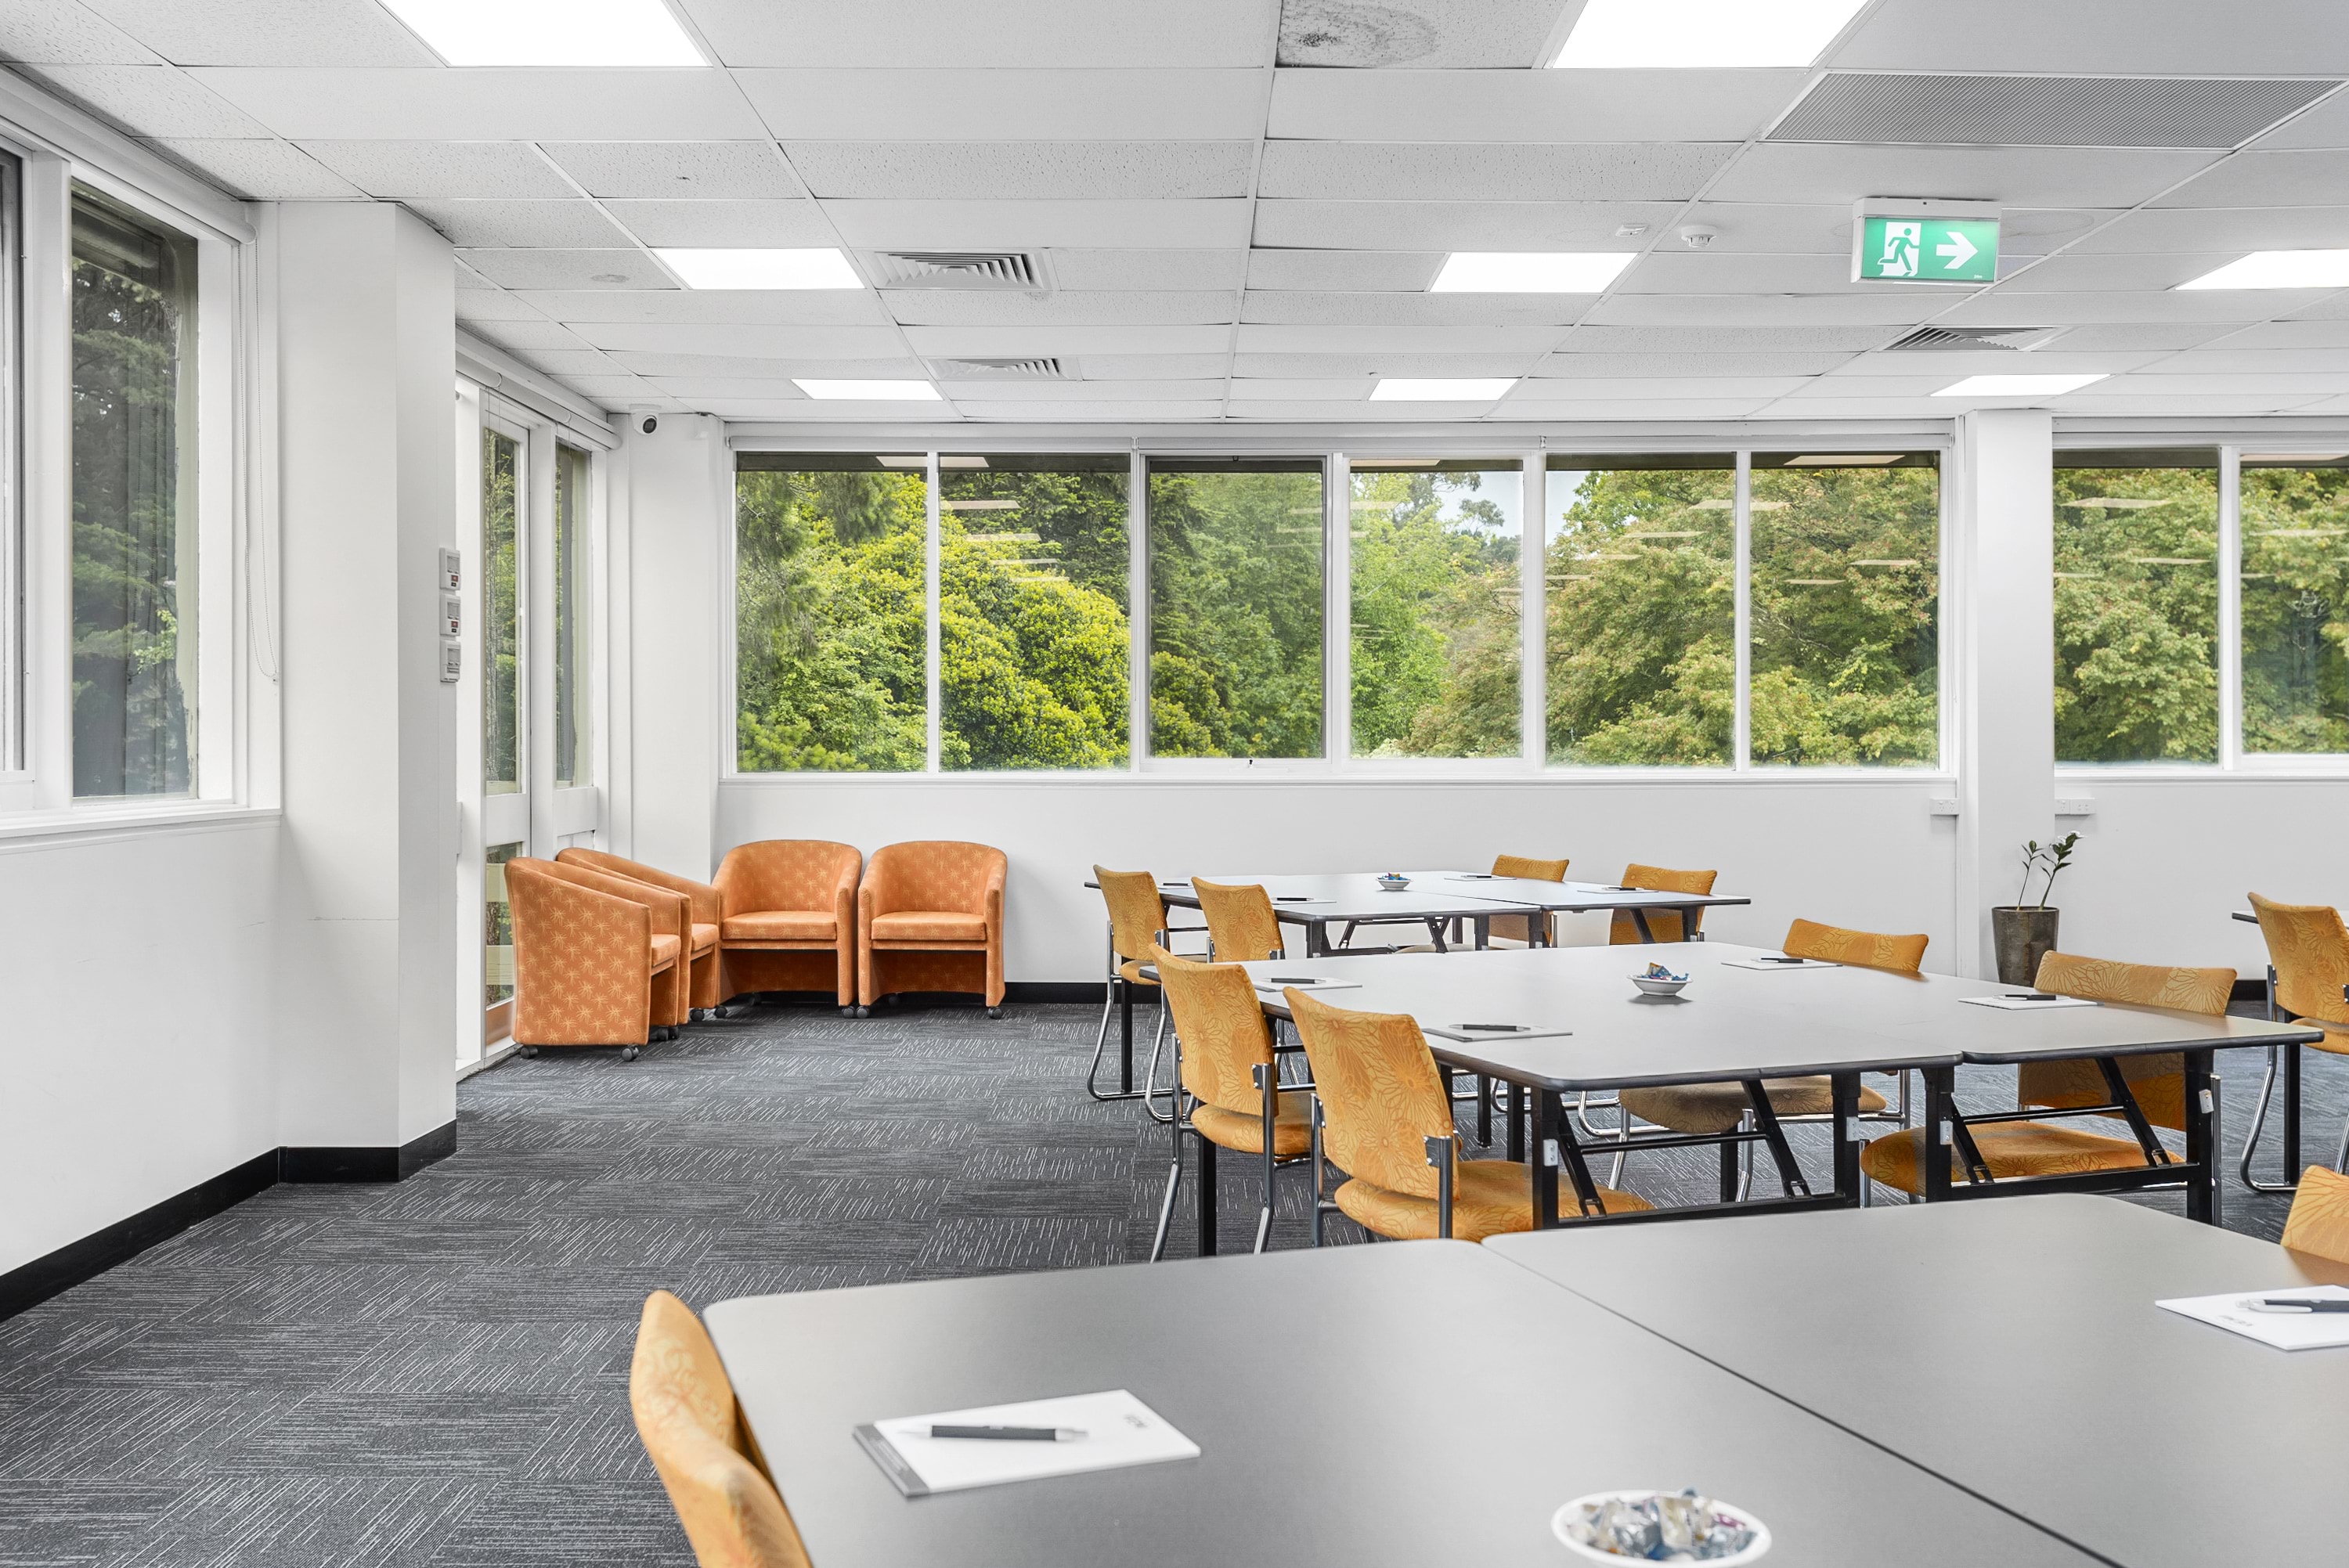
left=2282, top=1166, right=2349, bottom=1264
left=1192, top=878, right=1284, bottom=961
left=1488, top=854, right=1568, bottom=946
left=1333, top=1158, right=1651, bottom=1242
left=1609, top=863, right=1718, bottom=944
left=858, top=842, right=1006, bottom=1007
left=507, top=858, right=681, bottom=1047
left=1153, top=947, right=1277, bottom=1116
left=2250, top=892, right=2349, bottom=1054
left=1861, top=1122, right=2173, bottom=1191
left=1094, top=867, right=1169, bottom=987
left=1622, top=1076, right=1888, bottom=1137
left=630, top=1290, right=810, bottom=1568
left=558, top=849, right=725, bottom=1010
left=1784, top=917, right=1929, bottom=975
left=714, top=841, right=861, bottom=1007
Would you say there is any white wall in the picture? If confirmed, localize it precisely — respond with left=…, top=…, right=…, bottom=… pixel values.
left=620, top=414, right=727, bottom=874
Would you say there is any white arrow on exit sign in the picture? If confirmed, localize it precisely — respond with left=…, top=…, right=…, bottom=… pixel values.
left=1935, top=230, right=1978, bottom=270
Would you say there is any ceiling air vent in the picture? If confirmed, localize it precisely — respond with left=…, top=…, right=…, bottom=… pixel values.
left=927, top=356, right=1070, bottom=380
left=869, top=251, right=1043, bottom=290
left=1885, top=325, right=2065, bottom=352
left=1772, top=73, right=2340, bottom=149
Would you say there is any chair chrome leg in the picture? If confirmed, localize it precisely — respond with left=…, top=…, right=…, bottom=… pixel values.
left=1310, top=1096, right=1328, bottom=1248
left=2239, top=1044, right=2297, bottom=1192
left=1149, top=1150, right=1182, bottom=1263
left=2333, top=1109, right=2349, bottom=1175
left=1138, top=1003, right=1174, bottom=1124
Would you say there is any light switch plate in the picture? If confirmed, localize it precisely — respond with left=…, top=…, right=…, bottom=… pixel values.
left=439, top=639, right=462, bottom=683
left=440, top=594, right=462, bottom=638
left=438, top=546, right=461, bottom=593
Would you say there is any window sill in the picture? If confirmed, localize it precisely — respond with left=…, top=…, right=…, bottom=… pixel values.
left=720, top=769, right=1960, bottom=788
left=0, top=801, right=280, bottom=850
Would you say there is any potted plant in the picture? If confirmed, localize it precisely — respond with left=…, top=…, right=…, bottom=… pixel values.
left=1993, top=832, right=2077, bottom=986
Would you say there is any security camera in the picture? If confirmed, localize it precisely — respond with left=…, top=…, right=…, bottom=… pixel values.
left=640, top=415, right=659, bottom=435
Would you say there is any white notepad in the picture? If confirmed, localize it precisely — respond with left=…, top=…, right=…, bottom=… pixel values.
left=1957, top=993, right=2101, bottom=1011
left=854, top=1390, right=1198, bottom=1497
left=1424, top=1023, right=1575, bottom=1043
left=2156, top=1285, right=2349, bottom=1350
left=1253, top=975, right=1362, bottom=993
left=1723, top=957, right=1841, bottom=971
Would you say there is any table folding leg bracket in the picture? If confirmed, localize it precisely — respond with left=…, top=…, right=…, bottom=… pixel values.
left=1506, top=1083, right=1528, bottom=1164
left=1830, top=1072, right=1861, bottom=1205
left=1740, top=1080, right=1810, bottom=1199
left=1921, top=1065, right=1955, bottom=1202
left=2185, top=1047, right=2217, bottom=1226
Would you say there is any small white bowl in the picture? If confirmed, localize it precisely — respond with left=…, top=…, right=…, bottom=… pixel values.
left=1551, top=1492, right=1770, bottom=1564
left=1376, top=875, right=1411, bottom=891
left=1629, top=974, right=1690, bottom=997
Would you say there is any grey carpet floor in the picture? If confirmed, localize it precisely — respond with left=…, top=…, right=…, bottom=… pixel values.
left=0, top=997, right=2340, bottom=1566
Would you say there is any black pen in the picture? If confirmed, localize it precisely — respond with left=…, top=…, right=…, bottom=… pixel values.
left=1269, top=975, right=1322, bottom=985
left=1457, top=1022, right=1529, bottom=1033
left=2004, top=993, right=2062, bottom=1001
left=929, top=1424, right=1087, bottom=1441
left=2256, top=1298, right=2349, bottom=1313
left=1759, top=956, right=1806, bottom=964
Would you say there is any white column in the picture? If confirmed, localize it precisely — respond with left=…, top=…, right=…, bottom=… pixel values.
left=1950, top=409, right=2057, bottom=978
left=272, top=202, right=459, bottom=1156
left=623, top=413, right=726, bottom=874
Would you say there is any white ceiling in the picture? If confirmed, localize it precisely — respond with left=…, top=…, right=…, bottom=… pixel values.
left=11, top=0, right=2349, bottom=424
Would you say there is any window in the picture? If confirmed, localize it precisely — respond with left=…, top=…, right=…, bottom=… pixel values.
left=1750, top=452, right=1939, bottom=768
left=484, top=841, right=519, bottom=1013
left=553, top=442, right=590, bottom=787
left=2052, top=449, right=2218, bottom=764
left=1148, top=458, right=1324, bottom=759
left=1545, top=455, right=1735, bottom=766
left=940, top=455, right=1130, bottom=771
left=482, top=424, right=522, bottom=793
left=69, top=186, right=198, bottom=798
left=734, top=453, right=926, bottom=772
left=2239, top=455, right=2348, bottom=757
left=1350, top=458, right=1520, bottom=760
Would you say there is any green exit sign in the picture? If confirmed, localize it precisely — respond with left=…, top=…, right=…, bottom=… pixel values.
left=1853, top=210, right=2000, bottom=283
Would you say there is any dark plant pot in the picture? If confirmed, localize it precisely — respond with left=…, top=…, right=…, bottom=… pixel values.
left=1991, top=906, right=2061, bottom=987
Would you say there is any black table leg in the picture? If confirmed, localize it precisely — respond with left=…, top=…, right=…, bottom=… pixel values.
left=1303, top=919, right=1322, bottom=959
left=1831, top=1071, right=1860, bottom=1204
left=1921, top=1065, right=1954, bottom=1202
left=1629, top=907, right=1657, bottom=943
left=1478, top=1073, right=1492, bottom=1147
left=1743, top=1080, right=1809, bottom=1198
left=2185, top=1047, right=2216, bottom=1225
left=1551, top=1096, right=1603, bottom=1220
left=1197, top=1136, right=1218, bottom=1256
left=1473, top=914, right=1489, bottom=950
left=1507, top=1082, right=1527, bottom=1163
left=1532, top=1090, right=1561, bottom=1228
left=1119, top=977, right=1134, bottom=1094
left=1716, top=1137, right=1740, bottom=1203
left=2284, top=1039, right=2302, bottom=1185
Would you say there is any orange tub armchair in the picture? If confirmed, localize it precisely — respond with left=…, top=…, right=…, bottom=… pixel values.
left=857, top=842, right=1007, bottom=1016
left=713, top=840, right=862, bottom=1010
left=556, top=848, right=723, bottom=1014
left=505, top=856, right=690, bottom=1056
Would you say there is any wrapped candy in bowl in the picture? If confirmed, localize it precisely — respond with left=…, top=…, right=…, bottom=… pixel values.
left=1552, top=1489, right=1768, bottom=1563
left=1629, top=962, right=1690, bottom=998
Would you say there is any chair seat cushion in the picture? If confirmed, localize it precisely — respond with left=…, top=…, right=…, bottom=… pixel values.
left=1860, top=1120, right=2166, bottom=1194
left=1115, top=958, right=1164, bottom=986
left=650, top=933, right=680, bottom=971
left=1622, top=1076, right=1889, bottom=1136
left=2311, top=1023, right=2349, bottom=1057
left=871, top=910, right=987, bottom=943
left=691, top=921, right=718, bottom=956
left=722, top=910, right=836, bottom=944
left=1333, top=1160, right=1651, bottom=1243
left=1190, top=1091, right=1313, bottom=1159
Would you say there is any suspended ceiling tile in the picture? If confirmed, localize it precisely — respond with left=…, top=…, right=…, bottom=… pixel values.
left=1257, top=142, right=1736, bottom=204
left=1533, top=351, right=1854, bottom=378
left=1246, top=250, right=1443, bottom=292
left=883, top=290, right=1240, bottom=326
left=1564, top=324, right=1899, bottom=354
left=1050, top=249, right=1248, bottom=290
left=601, top=200, right=838, bottom=248
left=1237, top=323, right=1568, bottom=355
left=2046, top=323, right=2243, bottom=351
left=2273, top=292, right=2349, bottom=321
left=936, top=379, right=1227, bottom=400
left=1830, top=349, right=2170, bottom=377
left=458, top=249, right=674, bottom=290
left=524, top=289, right=893, bottom=326
left=1267, top=68, right=1806, bottom=142
left=2279, top=393, right=2349, bottom=413
left=1252, top=199, right=1679, bottom=251
left=0, top=1, right=160, bottom=65
left=2051, top=393, right=2336, bottom=414
left=1239, top=291, right=1583, bottom=327
left=2134, top=348, right=2349, bottom=374
left=822, top=198, right=1254, bottom=250
left=785, top=141, right=1257, bottom=200
left=514, top=348, right=628, bottom=377
left=2153, top=150, right=2349, bottom=209
left=1744, top=395, right=1972, bottom=418
left=1937, top=289, right=2336, bottom=325
left=644, top=377, right=824, bottom=399
left=2072, top=205, right=2349, bottom=253
left=1073, top=354, right=1233, bottom=379
left=2246, top=91, right=2349, bottom=150
left=1830, top=0, right=2349, bottom=75
left=1231, top=351, right=1546, bottom=377
left=81, top=0, right=438, bottom=67
left=1771, top=374, right=1964, bottom=399
left=609, top=353, right=929, bottom=378
left=453, top=287, right=549, bottom=324
left=539, top=142, right=802, bottom=200
left=146, top=136, right=363, bottom=199
left=698, top=399, right=957, bottom=419
left=410, top=200, right=633, bottom=249
left=572, top=323, right=915, bottom=357
left=1999, top=251, right=2245, bottom=292
left=678, top=0, right=1277, bottom=69
left=956, top=399, right=1226, bottom=420
left=1490, top=398, right=1778, bottom=420
left=1228, top=377, right=1367, bottom=399
left=1274, top=0, right=1559, bottom=68
left=734, top=68, right=1268, bottom=140
left=2218, top=319, right=2349, bottom=348
left=554, top=375, right=662, bottom=406
left=465, top=319, right=594, bottom=355
left=1617, top=251, right=1897, bottom=294
left=1225, top=400, right=1458, bottom=419
left=187, top=67, right=767, bottom=139
left=1507, top=376, right=1812, bottom=400
left=1705, top=142, right=2223, bottom=211
left=1582, top=293, right=1974, bottom=326
left=2095, top=371, right=2349, bottom=394
left=900, top=324, right=1233, bottom=356
left=25, top=63, right=272, bottom=136
left=296, top=139, right=576, bottom=199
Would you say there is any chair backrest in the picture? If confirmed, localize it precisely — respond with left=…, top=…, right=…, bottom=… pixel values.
left=1192, top=878, right=1284, bottom=961
left=1153, top=946, right=1276, bottom=1116
left=1783, top=917, right=1928, bottom=975
left=630, top=1290, right=811, bottom=1568
left=2250, top=892, right=2349, bottom=1029
left=2281, top=1166, right=2349, bottom=1265
left=866, top=841, right=1005, bottom=915
left=1286, top=989, right=1453, bottom=1197
left=1609, top=863, right=1718, bottom=944
left=716, top=840, right=861, bottom=917
left=1093, top=867, right=1168, bottom=965
left=2019, top=952, right=2235, bottom=1132
left=1492, top=854, right=1568, bottom=882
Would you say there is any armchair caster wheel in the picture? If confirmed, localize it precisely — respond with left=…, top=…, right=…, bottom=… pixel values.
left=621, top=1046, right=640, bottom=1062
left=986, top=1006, right=1001, bottom=1019
left=689, top=1008, right=708, bottom=1023
left=518, top=1045, right=538, bottom=1058
left=850, top=1004, right=870, bottom=1018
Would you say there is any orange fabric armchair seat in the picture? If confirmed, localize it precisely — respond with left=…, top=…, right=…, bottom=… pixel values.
left=713, top=840, right=861, bottom=1009
left=556, top=848, right=723, bottom=1013
left=505, top=857, right=690, bottom=1054
left=857, top=841, right=1007, bottom=1015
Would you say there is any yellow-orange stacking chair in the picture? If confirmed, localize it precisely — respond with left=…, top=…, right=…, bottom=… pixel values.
left=857, top=842, right=1008, bottom=1016
left=1149, top=948, right=1315, bottom=1259
left=557, top=848, right=723, bottom=1015
left=1192, top=878, right=1286, bottom=961
left=2282, top=1166, right=2349, bottom=1264
left=1088, top=868, right=1178, bottom=1117
left=1486, top=853, right=1568, bottom=946
left=2249, top=892, right=2349, bottom=1174
left=1860, top=952, right=2235, bottom=1199
left=505, top=857, right=688, bottom=1058
left=1286, top=988, right=1649, bottom=1242
left=630, top=1291, right=811, bottom=1568
left=713, top=840, right=861, bottom=1011
left=1609, top=863, right=1717, bottom=944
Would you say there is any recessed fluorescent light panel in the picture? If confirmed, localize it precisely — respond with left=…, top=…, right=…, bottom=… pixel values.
left=2178, top=251, right=2349, bottom=290
left=381, top=0, right=703, bottom=67
left=1431, top=252, right=1634, bottom=293
left=1370, top=378, right=1517, bottom=402
left=795, top=380, right=943, bottom=402
left=1552, top=0, right=1869, bottom=67
left=656, top=248, right=861, bottom=290
left=1934, top=374, right=2107, bottom=397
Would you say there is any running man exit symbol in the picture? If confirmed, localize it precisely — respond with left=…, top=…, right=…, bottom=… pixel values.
left=1877, top=221, right=1921, bottom=278
left=1856, top=214, right=1999, bottom=283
